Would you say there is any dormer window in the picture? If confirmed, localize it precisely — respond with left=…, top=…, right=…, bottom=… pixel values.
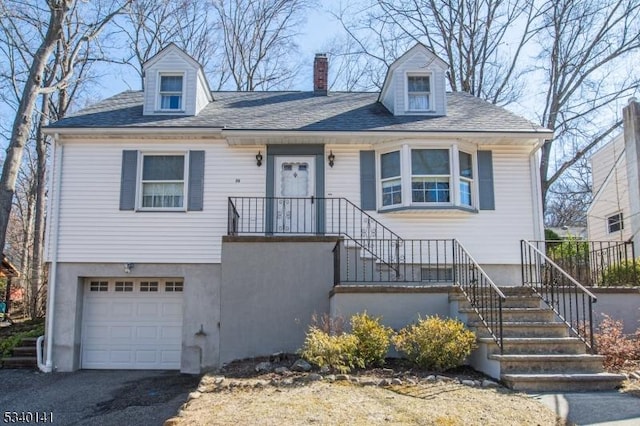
left=159, top=74, right=183, bottom=111
left=407, top=74, right=431, bottom=111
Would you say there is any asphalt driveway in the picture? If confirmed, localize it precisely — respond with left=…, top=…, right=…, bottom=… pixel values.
left=0, top=369, right=201, bottom=425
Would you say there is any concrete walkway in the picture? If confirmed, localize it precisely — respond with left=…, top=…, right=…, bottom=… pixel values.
left=534, top=391, right=640, bottom=425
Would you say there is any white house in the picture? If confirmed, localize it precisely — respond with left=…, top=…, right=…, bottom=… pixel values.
left=587, top=99, right=640, bottom=246
left=42, top=43, right=563, bottom=377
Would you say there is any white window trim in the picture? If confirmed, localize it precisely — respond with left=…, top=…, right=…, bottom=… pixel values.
left=156, top=72, right=186, bottom=112
left=606, top=212, right=624, bottom=234
left=377, top=143, right=477, bottom=211
left=136, top=151, right=189, bottom=212
left=405, top=72, right=433, bottom=113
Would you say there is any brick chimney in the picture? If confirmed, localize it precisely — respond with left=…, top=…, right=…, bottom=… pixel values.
left=313, top=53, right=328, bottom=95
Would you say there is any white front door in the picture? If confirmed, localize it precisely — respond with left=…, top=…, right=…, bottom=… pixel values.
left=274, top=156, right=315, bottom=233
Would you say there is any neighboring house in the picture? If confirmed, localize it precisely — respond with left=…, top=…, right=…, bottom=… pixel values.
left=42, top=43, right=552, bottom=374
left=587, top=133, right=632, bottom=241
left=587, top=99, right=640, bottom=245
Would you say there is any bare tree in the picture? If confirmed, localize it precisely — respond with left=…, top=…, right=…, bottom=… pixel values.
left=537, top=0, right=640, bottom=204
left=114, top=0, right=219, bottom=88
left=334, top=0, right=539, bottom=103
left=212, top=0, right=313, bottom=91
left=0, top=0, right=130, bottom=316
left=545, top=158, right=592, bottom=227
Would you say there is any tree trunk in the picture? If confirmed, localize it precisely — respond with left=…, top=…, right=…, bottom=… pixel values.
left=30, top=93, right=50, bottom=319
left=0, top=1, right=70, bottom=257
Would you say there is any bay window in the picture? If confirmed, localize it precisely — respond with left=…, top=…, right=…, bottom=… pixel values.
left=459, top=151, right=473, bottom=206
left=411, top=149, right=450, bottom=202
left=381, top=151, right=402, bottom=206
left=379, top=145, right=476, bottom=211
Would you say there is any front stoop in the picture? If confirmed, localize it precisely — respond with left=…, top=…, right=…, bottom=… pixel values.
left=1, top=337, right=37, bottom=369
left=451, top=287, right=625, bottom=392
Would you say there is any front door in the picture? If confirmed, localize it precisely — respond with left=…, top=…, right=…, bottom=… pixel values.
left=274, top=156, right=315, bottom=233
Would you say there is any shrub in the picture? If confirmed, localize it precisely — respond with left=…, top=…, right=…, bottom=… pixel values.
left=594, top=314, right=640, bottom=371
left=0, top=323, right=45, bottom=357
left=299, top=327, right=362, bottom=373
left=600, top=259, right=640, bottom=287
left=350, top=312, right=394, bottom=367
left=393, top=316, right=476, bottom=371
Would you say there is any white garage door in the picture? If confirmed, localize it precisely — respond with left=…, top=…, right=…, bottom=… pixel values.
left=81, top=279, right=183, bottom=369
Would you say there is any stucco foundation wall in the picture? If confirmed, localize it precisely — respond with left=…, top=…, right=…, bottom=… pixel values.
left=329, top=288, right=452, bottom=330
left=590, top=288, right=640, bottom=334
left=219, top=238, right=336, bottom=364
left=48, top=262, right=220, bottom=373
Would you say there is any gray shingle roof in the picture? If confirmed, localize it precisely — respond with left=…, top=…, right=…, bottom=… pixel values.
left=48, top=90, right=548, bottom=134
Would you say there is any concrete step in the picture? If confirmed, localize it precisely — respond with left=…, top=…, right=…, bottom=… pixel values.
left=501, top=373, right=626, bottom=392
left=489, top=354, right=605, bottom=374
left=12, top=346, right=37, bottom=356
left=469, top=321, right=569, bottom=338
left=1, top=356, right=37, bottom=369
left=460, top=307, right=555, bottom=322
left=19, top=337, right=38, bottom=346
left=479, top=337, right=587, bottom=355
left=451, top=294, right=542, bottom=309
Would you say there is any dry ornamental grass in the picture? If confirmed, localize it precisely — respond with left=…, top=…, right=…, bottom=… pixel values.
left=173, top=376, right=559, bottom=426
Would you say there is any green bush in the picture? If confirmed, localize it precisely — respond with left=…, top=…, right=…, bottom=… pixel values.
left=393, top=316, right=476, bottom=371
left=600, top=259, right=640, bottom=287
left=0, top=323, right=45, bottom=357
left=350, top=312, right=394, bottom=367
left=299, top=326, right=362, bottom=373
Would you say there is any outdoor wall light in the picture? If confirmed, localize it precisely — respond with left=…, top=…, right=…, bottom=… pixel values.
left=124, top=263, right=134, bottom=274
left=256, top=151, right=263, bottom=167
left=327, top=150, right=335, bottom=167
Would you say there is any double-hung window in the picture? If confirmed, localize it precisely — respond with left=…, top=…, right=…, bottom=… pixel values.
left=411, top=149, right=450, bottom=202
left=407, top=74, right=431, bottom=111
left=607, top=213, right=624, bottom=233
left=159, top=74, right=183, bottom=111
left=381, top=151, right=402, bottom=207
left=141, top=154, right=186, bottom=209
left=459, top=151, right=473, bottom=206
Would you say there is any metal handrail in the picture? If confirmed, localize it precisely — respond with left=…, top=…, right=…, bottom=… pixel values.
left=528, top=240, right=636, bottom=287
left=521, top=240, right=597, bottom=352
left=228, top=196, right=403, bottom=272
left=454, top=239, right=505, bottom=352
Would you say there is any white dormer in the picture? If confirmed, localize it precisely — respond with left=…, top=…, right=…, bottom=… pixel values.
left=379, top=43, right=449, bottom=116
left=142, top=43, right=213, bottom=116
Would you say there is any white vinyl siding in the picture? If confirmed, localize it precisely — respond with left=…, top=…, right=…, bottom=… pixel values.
left=587, top=135, right=631, bottom=241
left=143, top=50, right=202, bottom=116
left=381, top=50, right=447, bottom=116
left=48, top=139, right=265, bottom=264
left=327, top=144, right=537, bottom=265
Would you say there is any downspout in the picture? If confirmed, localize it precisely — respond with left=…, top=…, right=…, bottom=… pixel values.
left=530, top=139, right=546, bottom=241
left=38, top=135, right=63, bottom=373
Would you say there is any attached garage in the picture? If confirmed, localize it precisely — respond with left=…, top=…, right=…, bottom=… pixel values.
left=81, top=278, right=183, bottom=369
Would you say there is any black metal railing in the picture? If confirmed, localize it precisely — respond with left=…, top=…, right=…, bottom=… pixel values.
left=521, top=240, right=596, bottom=352
left=529, top=240, right=636, bottom=287
left=338, top=238, right=453, bottom=283
left=228, top=196, right=402, bottom=271
left=454, top=240, right=505, bottom=352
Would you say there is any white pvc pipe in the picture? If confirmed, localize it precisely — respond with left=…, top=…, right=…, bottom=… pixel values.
left=36, top=335, right=46, bottom=372
left=42, top=139, right=63, bottom=372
